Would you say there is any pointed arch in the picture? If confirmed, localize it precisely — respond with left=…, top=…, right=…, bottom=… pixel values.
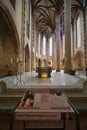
left=0, top=2, right=20, bottom=76
left=0, top=2, right=20, bottom=53
left=74, top=51, right=84, bottom=69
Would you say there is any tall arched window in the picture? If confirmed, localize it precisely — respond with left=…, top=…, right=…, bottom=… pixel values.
left=76, top=15, right=82, bottom=48
left=43, top=36, right=46, bottom=55
left=38, top=33, right=41, bottom=57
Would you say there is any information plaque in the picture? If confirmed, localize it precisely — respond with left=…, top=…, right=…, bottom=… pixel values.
left=15, top=90, right=74, bottom=120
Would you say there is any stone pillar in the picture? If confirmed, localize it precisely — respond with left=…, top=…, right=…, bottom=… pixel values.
left=60, top=13, right=64, bottom=69
left=71, top=23, right=75, bottom=68
left=29, top=0, right=32, bottom=72
left=35, top=30, right=39, bottom=67
left=38, top=33, right=41, bottom=58
left=33, top=22, right=37, bottom=71
left=84, top=5, right=87, bottom=68
left=59, top=36, right=62, bottom=69
left=31, top=17, right=34, bottom=71
left=64, top=0, right=72, bottom=74
left=19, top=0, right=25, bottom=74
left=55, top=14, right=60, bottom=71
left=35, top=30, right=39, bottom=54
left=46, top=36, right=49, bottom=65
left=52, top=34, right=57, bottom=70
left=40, top=35, right=43, bottom=56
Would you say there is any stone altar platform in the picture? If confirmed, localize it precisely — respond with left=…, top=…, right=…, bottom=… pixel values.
left=0, top=71, right=86, bottom=94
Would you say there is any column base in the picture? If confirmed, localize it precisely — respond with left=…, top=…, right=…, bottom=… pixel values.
left=56, top=66, right=60, bottom=72
left=64, top=69, right=72, bottom=74
left=56, top=69, right=60, bottom=72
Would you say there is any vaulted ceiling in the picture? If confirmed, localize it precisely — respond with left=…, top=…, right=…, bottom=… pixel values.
left=31, top=0, right=85, bottom=37
left=0, top=7, right=14, bottom=34
left=31, top=0, right=64, bottom=36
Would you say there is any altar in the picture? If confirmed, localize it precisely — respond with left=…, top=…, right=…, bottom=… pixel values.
left=36, top=67, right=52, bottom=78
left=15, top=89, right=80, bottom=130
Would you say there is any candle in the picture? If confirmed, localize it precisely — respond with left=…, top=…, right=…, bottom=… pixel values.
left=11, top=58, right=13, bottom=64
left=16, top=58, right=18, bottom=63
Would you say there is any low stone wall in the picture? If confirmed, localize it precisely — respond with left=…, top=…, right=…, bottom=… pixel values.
left=83, top=80, right=87, bottom=94
left=0, top=81, right=7, bottom=94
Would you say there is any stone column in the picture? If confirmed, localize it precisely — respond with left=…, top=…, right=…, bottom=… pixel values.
left=35, top=30, right=39, bottom=67
left=52, top=34, right=57, bottom=70
left=35, top=30, right=39, bottom=54
left=31, top=17, right=34, bottom=71
left=60, top=13, right=64, bottom=69
left=59, top=35, right=62, bottom=69
left=46, top=36, right=49, bottom=65
left=55, top=14, right=60, bottom=71
left=19, top=0, right=25, bottom=74
left=38, top=33, right=41, bottom=58
left=84, top=5, right=87, bottom=68
left=33, top=22, right=37, bottom=71
left=29, top=0, right=32, bottom=72
left=71, top=23, right=75, bottom=68
left=64, top=0, right=72, bottom=74
left=40, top=35, right=43, bottom=56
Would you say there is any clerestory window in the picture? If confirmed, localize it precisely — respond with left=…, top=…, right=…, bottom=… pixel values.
left=49, top=37, right=52, bottom=56
left=76, top=15, right=82, bottom=48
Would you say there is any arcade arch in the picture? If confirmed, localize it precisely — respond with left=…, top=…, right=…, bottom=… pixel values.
left=0, top=5, right=20, bottom=76
left=74, top=51, right=84, bottom=70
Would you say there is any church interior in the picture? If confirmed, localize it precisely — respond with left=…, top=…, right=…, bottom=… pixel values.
left=0, top=0, right=87, bottom=130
